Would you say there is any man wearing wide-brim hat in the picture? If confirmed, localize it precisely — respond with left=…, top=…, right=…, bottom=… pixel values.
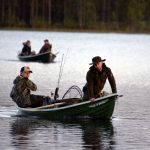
left=83, top=56, right=117, bottom=101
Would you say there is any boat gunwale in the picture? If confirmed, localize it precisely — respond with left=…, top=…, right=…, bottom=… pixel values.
left=18, top=93, right=118, bottom=112
left=18, top=51, right=53, bottom=59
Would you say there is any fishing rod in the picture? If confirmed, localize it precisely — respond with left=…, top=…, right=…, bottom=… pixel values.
left=54, top=51, right=68, bottom=100
left=54, top=54, right=64, bottom=100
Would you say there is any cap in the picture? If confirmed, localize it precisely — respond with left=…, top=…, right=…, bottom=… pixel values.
left=89, top=56, right=106, bottom=65
left=20, top=66, right=32, bottom=73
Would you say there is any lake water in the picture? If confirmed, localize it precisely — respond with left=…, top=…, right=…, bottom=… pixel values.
left=0, top=30, right=150, bottom=150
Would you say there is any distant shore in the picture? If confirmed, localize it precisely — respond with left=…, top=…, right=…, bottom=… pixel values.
left=0, top=27, right=150, bottom=34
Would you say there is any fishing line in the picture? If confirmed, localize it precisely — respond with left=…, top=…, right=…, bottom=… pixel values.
left=57, top=53, right=64, bottom=88
left=57, top=49, right=69, bottom=87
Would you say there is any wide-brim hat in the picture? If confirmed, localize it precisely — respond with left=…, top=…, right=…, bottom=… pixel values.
left=89, top=56, right=106, bottom=65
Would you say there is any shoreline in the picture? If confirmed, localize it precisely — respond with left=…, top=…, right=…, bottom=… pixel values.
left=0, top=27, right=150, bottom=35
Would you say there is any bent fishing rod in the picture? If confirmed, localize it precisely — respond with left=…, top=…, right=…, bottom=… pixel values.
left=54, top=50, right=68, bottom=100
left=54, top=54, right=64, bottom=100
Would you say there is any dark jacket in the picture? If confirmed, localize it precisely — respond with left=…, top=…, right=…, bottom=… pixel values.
left=10, top=75, right=37, bottom=107
left=83, top=64, right=117, bottom=100
left=21, top=44, right=31, bottom=56
left=39, top=43, right=52, bottom=53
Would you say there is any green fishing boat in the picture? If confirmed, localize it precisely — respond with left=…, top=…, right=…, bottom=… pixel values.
left=18, top=93, right=118, bottom=119
left=18, top=51, right=57, bottom=63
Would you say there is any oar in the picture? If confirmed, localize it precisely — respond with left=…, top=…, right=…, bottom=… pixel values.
left=54, top=51, right=59, bottom=56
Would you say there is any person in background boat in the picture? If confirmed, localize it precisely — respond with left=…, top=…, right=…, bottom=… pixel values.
left=20, top=40, right=31, bottom=56
left=20, top=40, right=36, bottom=56
left=83, top=56, right=117, bottom=102
left=39, top=39, right=52, bottom=54
left=10, top=66, right=52, bottom=108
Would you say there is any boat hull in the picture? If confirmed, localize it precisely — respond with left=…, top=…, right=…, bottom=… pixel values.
left=18, top=93, right=118, bottom=119
left=18, top=52, right=56, bottom=63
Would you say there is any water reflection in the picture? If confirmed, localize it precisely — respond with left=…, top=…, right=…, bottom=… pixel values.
left=81, top=120, right=115, bottom=150
left=10, top=117, right=115, bottom=150
left=10, top=117, right=34, bottom=150
left=61, top=119, right=115, bottom=150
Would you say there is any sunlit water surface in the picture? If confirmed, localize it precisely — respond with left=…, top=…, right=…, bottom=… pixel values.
left=0, top=30, right=150, bottom=150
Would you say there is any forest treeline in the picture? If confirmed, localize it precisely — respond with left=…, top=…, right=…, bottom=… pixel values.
left=0, top=0, right=150, bottom=32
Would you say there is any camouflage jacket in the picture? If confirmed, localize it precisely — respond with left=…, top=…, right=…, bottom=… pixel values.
left=10, top=75, right=37, bottom=107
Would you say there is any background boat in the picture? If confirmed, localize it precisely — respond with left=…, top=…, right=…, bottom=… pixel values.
left=18, top=93, right=118, bottom=119
left=18, top=51, right=58, bottom=63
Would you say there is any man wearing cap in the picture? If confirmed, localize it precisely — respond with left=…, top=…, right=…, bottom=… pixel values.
left=83, top=56, right=117, bottom=101
left=10, top=66, right=51, bottom=108
left=39, top=39, right=52, bottom=54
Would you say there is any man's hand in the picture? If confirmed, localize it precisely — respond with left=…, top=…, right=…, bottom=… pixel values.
left=90, top=98, right=95, bottom=102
